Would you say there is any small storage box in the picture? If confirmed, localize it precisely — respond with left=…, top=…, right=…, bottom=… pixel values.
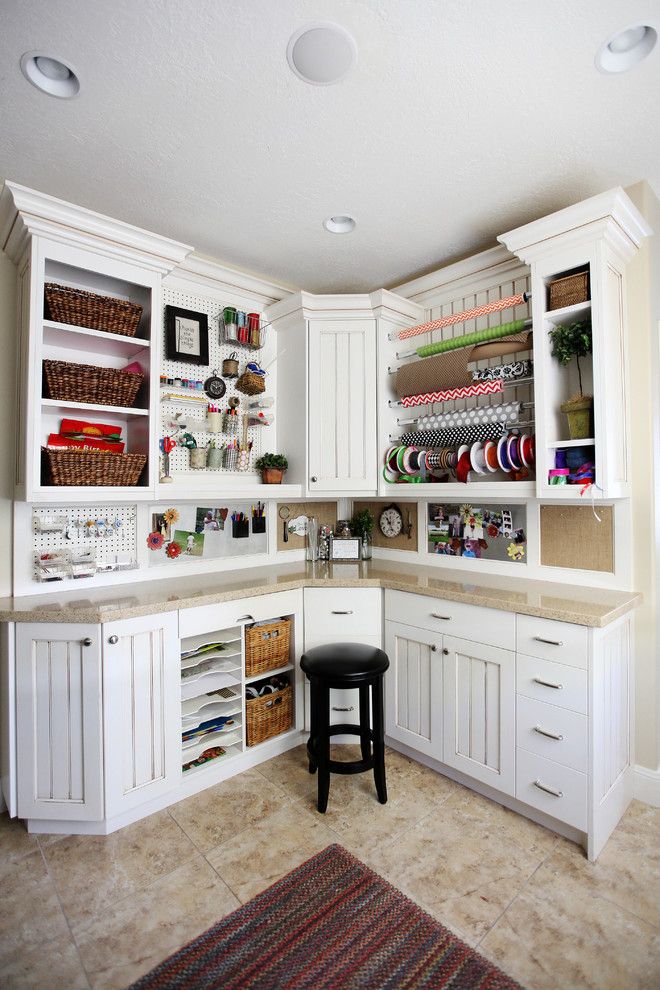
left=43, top=359, right=143, bottom=408
left=246, top=684, right=293, bottom=746
left=44, top=283, right=143, bottom=337
left=42, top=448, right=147, bottom=487
left=547, top=270, right=590, bottom=311
left=244, top=617, right=291, bottom=678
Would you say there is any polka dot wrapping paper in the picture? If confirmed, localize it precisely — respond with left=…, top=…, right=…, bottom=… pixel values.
left=414, top=401, right=521, bottom=431
left=399, top=422, right=508, bottom=447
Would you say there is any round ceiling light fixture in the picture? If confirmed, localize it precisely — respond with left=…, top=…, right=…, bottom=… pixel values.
left=595, top=24, right=657, bottom=73
left=20, top=51, right=80, bottom=98
left=287, top=22, right=357, bottom=85
left=323, top=215, right=356, bottom=234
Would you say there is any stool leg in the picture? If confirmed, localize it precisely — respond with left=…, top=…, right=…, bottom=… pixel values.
left=372, top=675, right=387, bottom=804
left=359, top=684, right=371, bottom=762
left=317, top=685, right=331, bottom=814
left=308, top=679, right=317, bottom=774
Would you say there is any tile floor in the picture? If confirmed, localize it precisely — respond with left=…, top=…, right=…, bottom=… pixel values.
left=1, top=745, right=658, bottom=989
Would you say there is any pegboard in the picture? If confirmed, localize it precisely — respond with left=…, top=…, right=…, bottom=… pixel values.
left=161, top=286, right=270, bottom=475
left=32, top=504, right=138, bottom=581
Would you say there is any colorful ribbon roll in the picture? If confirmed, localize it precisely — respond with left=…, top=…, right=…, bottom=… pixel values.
left=414, top=319, right=527, bottom=358
left=397, top=293, right=528, bottom=341
left=400, top=379, right=504, bottom=408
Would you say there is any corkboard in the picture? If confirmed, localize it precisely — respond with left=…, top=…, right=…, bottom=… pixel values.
left=276, top=502, right=338, bottom=551
left=353, top=501, right=419, bottom=552
left=540, top=505, right=614, bottom=572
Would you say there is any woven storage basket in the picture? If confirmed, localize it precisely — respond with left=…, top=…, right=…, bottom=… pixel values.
left=246, top=684, right=293, bottom=746
left=42, top=449, right=147, bottom=487
left=245, top=617, right=291, bottom=678
left=44, top=283, right=143, bottom=337
left=235, top=370, right=265, bottom=395
left=43, top=360, right=143, bottom=407
left=547, top=271, right=590, bottom=311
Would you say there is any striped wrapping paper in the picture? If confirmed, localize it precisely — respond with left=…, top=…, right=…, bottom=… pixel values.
left=400, top=379, right=504, bottom=408
left=399, top=421, right=508, bottom=448
left=412, top=401, right=521, bottom=431
left=398, top=293, right=527, bottom=341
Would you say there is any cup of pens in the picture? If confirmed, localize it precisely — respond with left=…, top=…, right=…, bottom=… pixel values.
left=224, top=445, right=238, bottom=470
left=237, top=413, right=251, bottom=471
left=223, top=412, right=239, bottom=434
left=207, top=405, right=222, bottom=432
left=231, top=511, right=249, bottom=538
left=252, top=502, right=266, bottom=534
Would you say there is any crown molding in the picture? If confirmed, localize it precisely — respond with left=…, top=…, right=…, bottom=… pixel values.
left=266, top=290, right=376, bottom=324
left=0, top=181, right=193, bottom=273
left=368, top=289, right=425, bottom=323
left=174, top=252, right=294, bottom=307
left=391, top=245, right=525, bottom=304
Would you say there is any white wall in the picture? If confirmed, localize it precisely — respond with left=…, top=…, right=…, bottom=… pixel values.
left=0, top=251, right=16, bottom=598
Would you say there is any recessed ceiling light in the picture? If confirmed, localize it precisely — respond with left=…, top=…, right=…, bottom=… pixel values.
left=20, top=51, right=80, bottom=98
left=287, top=22, right=357, bottom=85
left=323, top=215, right=356, bottom=234
left=595, top=24, right=657, bottom=73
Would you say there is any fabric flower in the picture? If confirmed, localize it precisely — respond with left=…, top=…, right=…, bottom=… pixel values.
left=163, top=508, right=179, bottom=525
left=146, top=531, right=164, bottom=551
left=165, top=541, right=182, bottom=559
left=507, top=542, right=525, bottom=561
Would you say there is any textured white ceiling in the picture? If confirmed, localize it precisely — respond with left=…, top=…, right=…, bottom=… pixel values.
left=0, top=0, right=658, bottom=292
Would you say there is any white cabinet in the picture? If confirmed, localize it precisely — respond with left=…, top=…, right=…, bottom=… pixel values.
left=442, top=635, right=516, bottom=797
left=103, top=612, right=180, bottom=816
left=15, top=623, right=104, bottom=821
left=384, top=621, right=443, bottom=760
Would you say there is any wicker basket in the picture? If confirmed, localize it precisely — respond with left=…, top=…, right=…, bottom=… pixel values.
left=44, top=283, right=143, bottom=337
left=43, top=360, right=143, bottom=407
left=235, top=370, right=265, bottom=396
left=245, top=617, right=291, bottom=678
left=246, top=684, right=293, bottom=746
left=547, top=271, right=590, bottom=311
left=42, top=449, right=147, bottom=487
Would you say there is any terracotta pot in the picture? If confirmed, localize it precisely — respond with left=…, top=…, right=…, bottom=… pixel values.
left=561, top=396, right=593, bottom=440
left=262, top=467, right=284, bottom=484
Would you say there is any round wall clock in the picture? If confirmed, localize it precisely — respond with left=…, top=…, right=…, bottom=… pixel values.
left=379, top=504, right=403, bottom=538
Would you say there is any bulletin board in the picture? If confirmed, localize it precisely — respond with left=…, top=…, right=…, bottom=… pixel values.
left=147, top=501, right=267, bottom=565
left=540, top=505, right=614, bottom=572
left=354, top=501, right=418, bottom=552
left=276, top=502, right=338, bottom=551
left=427, top=502, right=527, bottom=563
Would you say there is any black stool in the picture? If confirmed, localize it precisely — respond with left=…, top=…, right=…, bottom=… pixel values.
left=300, top=642, right=389, bottom=813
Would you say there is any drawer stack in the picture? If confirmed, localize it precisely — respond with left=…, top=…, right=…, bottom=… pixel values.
left=515, top=615, right=588, bottom=829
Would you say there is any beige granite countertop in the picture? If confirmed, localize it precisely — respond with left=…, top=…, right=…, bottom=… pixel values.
left=0, top=561, right=641, bottom=627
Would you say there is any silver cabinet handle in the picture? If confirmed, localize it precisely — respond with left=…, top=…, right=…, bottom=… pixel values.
left=430, top=645, right=437, bottom=652
left=82, top=637, right=93, bottom=647
left=107, top=635, right=118, bottom=645
left=533, top=677, right=563, bottom=690
left=534, top=725, right=564, bottom=741
left=311, top=476, right=318, bottom=483
left=332, top=706, right=354, bottom=712
left=533, top=636, right=563, bottom=647
left=533, top=779, right=563, bottom=798
left=331, top=610, right=353, bottom=615
left=235, top=614, right=255, bottom=624
left=430, top=613, right=452, bottom=620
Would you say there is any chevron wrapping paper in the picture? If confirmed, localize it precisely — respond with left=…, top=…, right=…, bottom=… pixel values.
left=397, top=293, right=527, bottom=341
left=400, top=380, right=504, bottom=408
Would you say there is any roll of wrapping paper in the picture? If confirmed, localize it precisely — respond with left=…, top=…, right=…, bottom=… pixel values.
left=397, top=293, right=527, bottom=341
left=472, top=359, right=533, bottom=382
left=414, top=319, right=527, bottom=358
left=413, top=401, right=521, bottom=431
left=399, top=421, right=507, bottom=448
left=400, top=379, right=504, bottom=408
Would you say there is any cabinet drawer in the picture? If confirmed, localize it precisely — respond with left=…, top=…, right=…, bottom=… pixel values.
left=385, top=590, right=514, bottom=649
left=517, top=654, right=587, bottom=714
left=304, top=588, right=382, bottom=644
left=516, top=748, right=587, bottom=830
left=179, top=590, right=302, bottom=638
left=516, top=615, right=587, bottom=669
left=516, top=695, right=588, bottom=772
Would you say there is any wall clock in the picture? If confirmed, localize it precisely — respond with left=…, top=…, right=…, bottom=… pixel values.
left=379, top=504, right=403, bottom=538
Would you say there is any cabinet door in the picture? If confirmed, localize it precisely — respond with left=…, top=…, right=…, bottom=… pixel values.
left=16, top=623, right=103, bottom=821
left=307, top=318, right=377, bottom=493
left=103, top=612, right=180, bottom=816
left=443, top=635, right=515, bottom=796
left=384, top=621, right=442, bottom=760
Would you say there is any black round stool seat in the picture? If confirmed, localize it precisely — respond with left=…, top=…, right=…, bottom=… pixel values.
left=301, top=642, right=389, bottom=813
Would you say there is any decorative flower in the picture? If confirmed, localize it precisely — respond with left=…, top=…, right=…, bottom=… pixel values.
left=165, top=541, right=182, bottom=559
left=163, top=508, right=179, bottom=525
left=487, top=523, right=499, bottom=539
left=507, top=542, right=525, bottom=561
left=146, top=531, right=164, bottom=551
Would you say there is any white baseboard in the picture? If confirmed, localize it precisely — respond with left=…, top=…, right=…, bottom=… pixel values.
left=633, top=764, right=660, bottom=807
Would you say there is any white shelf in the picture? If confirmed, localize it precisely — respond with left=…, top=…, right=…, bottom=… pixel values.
left=43, top=319, right=150, bottom=357
left=182, top=743, right=242, bottom=774
left=542, top=300, right=591, bottom=325
left=180, top=648, right=242, bottom=672
left=245, top=663, right=294, bottom=686
left=379, top=480, right=536, bottom=500
left=181, top=728, right=243, bottom=763
left=157, top=479, right=302, bottom=500
left=181, top=690, right=242, bottom=720
left=181, top=670, right=241, bottom=702
left=182, top=700, right=242, bottom=726
left=547, top=438, right=595, bottom=448
left=41, top=398, right=149, bottom=417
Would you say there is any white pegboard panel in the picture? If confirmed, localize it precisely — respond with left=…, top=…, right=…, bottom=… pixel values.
left=32, top=504, right=138, bottom=579
left=161, top=286, right=271, bottom=475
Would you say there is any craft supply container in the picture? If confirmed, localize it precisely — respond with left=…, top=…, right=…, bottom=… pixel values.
left=252, top=516, right=266, bottom=534
left=206, top=411, right=222, bottom=432
left=189, top=448, right=207, bottom=469
left=223, top=413, right=240, bottom=434
left=232, top=519, right=249, bottom=538
left=237, top=447, right=250, bottom=472
left=207, top=447, right=223, bottom=469
left=224, top=448, right=238, bottom=471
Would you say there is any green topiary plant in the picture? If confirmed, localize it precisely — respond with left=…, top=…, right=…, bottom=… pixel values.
left=255, top=453, right=288, bottom=471
left=350, top=508, right=374, bottom=540
left=548, top=320, right=592, bottom=397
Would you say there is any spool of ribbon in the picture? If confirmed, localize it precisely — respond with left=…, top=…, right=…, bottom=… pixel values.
left=397, top=293, right=528, bottom=341
left=456, top=449, right=472, bottom=484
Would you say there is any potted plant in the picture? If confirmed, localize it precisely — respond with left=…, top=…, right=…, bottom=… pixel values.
left=255, top=452, right=288, bottom=485
left=350, top=507, right=375, bottom=560
left=548, top=319, right=593, bottom=439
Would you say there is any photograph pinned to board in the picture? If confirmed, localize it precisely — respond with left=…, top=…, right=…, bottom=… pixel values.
left=173, top=530, right=205, bottom=556
left=147, top=501, right=268, bottom=566
left=195, top=507, right=229, bottom=533
left=427, top=503, right=526, bottom=563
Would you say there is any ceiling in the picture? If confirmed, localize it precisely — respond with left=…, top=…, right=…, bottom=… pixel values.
left=1, top=0, right=658, bottom=293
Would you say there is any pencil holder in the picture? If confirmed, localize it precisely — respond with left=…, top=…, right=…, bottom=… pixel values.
left=252, top=516, right=266, bottom=534
left=207, top=447, right=223, bottom=469
left=232, top=519, right=250, bottom=539
left=223, top=413, right=240, bottom=434
left=224, top=448, right=238, bottom=471
left=237, top=447, right=251, bottom=472
left=189, top=448, right=207, bottom=469
left=206, top=412, right=222, bottom=432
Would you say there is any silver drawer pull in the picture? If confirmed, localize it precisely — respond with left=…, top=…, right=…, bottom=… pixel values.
left=235, top=614, right=255, bottom=623
left=332, top=706, right=354, bottom=712
left=331, top=610, right=353, bottom=615
left=533, top=677, right=563, bottom=690
left=430, top=613, right=452, bottom=620
left=533, top=636, right=563, bottom=647
left=533, top=779, right=563, bottom=798
left=534, top=725, right=564, bottom=741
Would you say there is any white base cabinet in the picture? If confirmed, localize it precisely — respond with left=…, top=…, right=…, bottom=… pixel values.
left=384, top=621, right=442, bottom=760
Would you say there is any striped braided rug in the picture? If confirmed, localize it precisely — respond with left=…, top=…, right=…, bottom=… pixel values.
left=129, top=844, right=521, bottom=990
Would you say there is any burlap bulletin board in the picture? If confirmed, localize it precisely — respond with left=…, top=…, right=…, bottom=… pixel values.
left=353, top=501, right=419, bottom=552
left=540, top=505, right=614, bottom=572
left=276, top=502, right=338, bottom=551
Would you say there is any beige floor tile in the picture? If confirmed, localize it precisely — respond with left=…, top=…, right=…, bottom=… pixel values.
left=256, top=743, right=316, bottom=802
left=441, top=784, right=560, bottom=859
left=480, top=886, right=660, bottom=990
left=0, top=931, right=90, bottom=989
left=0, top=812, right=40, bottom=880
left=169, top=767, right=290, bottom=852
left=42, top=809, right=196, bottom=931
left=76, top=854, right=240, bottom=990
left=0, top=851, right=70, bottom=966
left=206, top=802, right=338, bottom=902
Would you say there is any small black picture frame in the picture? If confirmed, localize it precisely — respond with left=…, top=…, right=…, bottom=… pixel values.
left=165, top=306, right=209, bottom=365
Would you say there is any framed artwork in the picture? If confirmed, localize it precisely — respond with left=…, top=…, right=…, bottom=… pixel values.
left=165, top=305, right=209, bottom=365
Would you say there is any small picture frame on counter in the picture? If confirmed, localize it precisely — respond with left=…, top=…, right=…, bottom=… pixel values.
left=330, top=537, right=361, bottom=561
